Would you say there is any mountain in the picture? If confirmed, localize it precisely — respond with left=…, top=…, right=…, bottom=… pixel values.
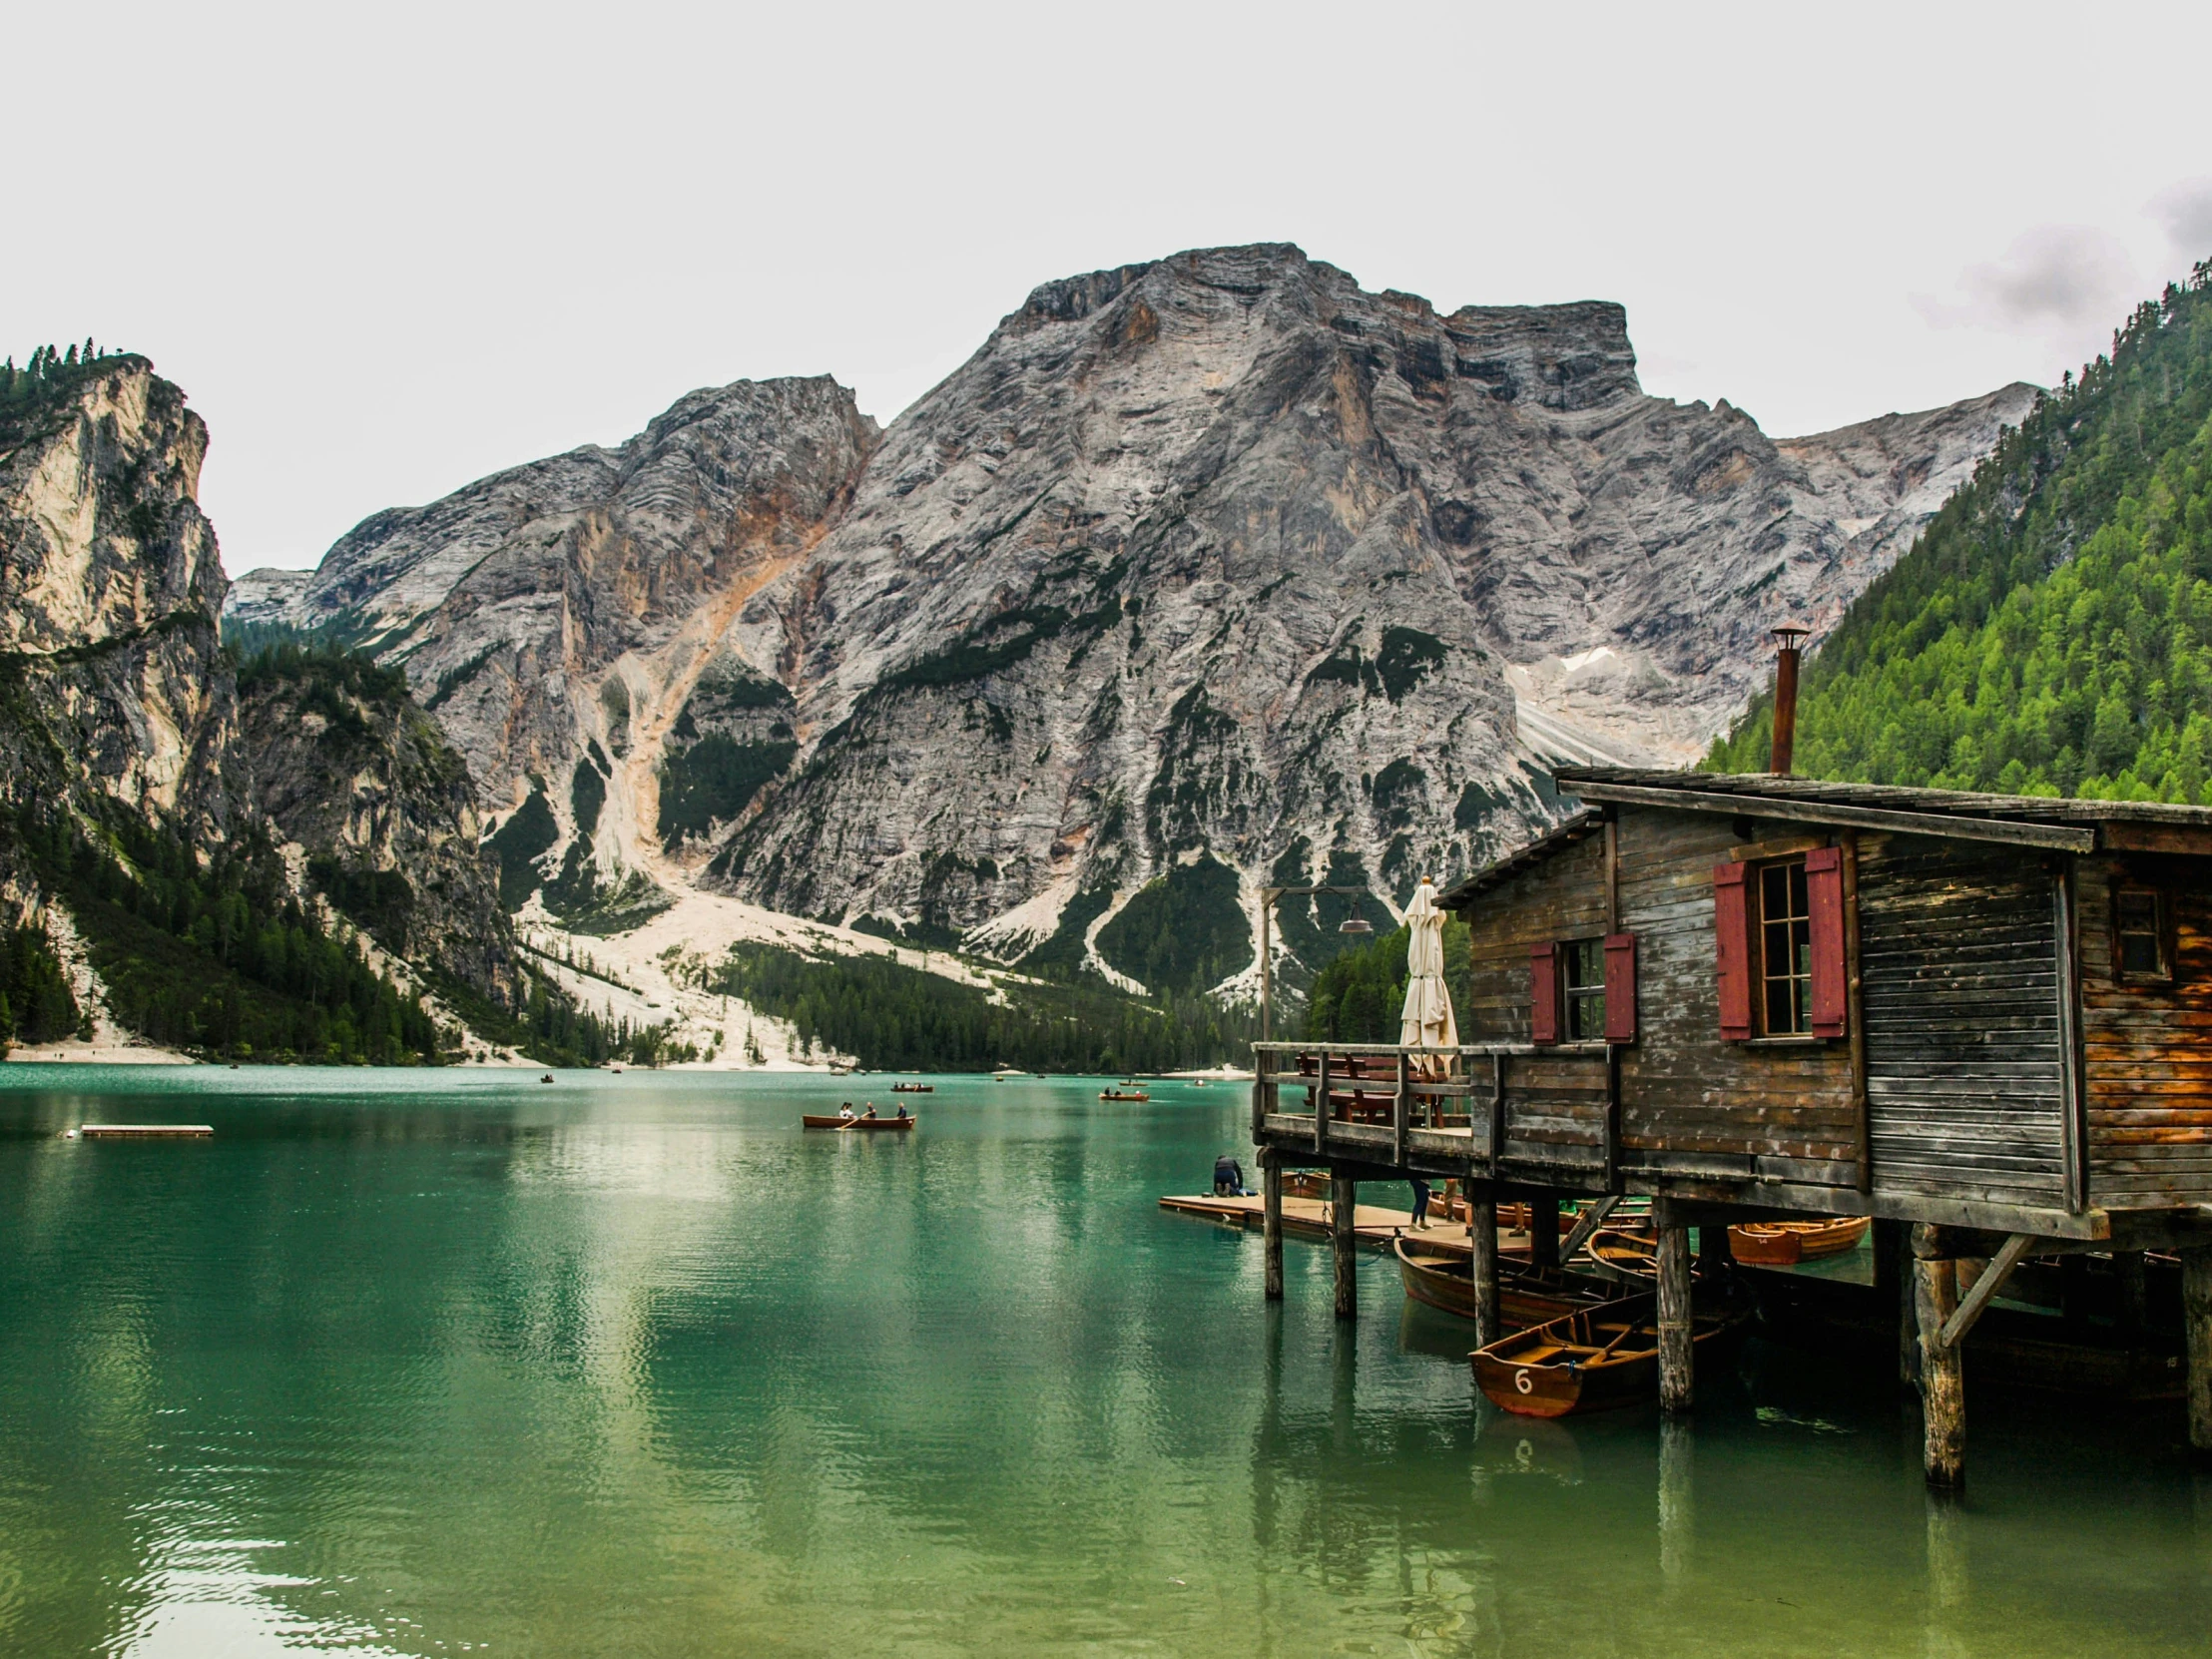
left=1707, top=262, right=2212, bottom=803
left=0, top=349, right=573, bottom=1063
left=233, top=245, right=2034, bottom=997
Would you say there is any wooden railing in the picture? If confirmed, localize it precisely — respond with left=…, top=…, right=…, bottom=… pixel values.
left=1250, top=1041, right=1547, bottom=1170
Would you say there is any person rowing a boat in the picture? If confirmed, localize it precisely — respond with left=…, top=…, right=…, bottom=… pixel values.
left=895, top=1104, right=909, bottom=1121
left=863, top=1103, right=878, bottom=1119
left=1213, top=1154, right=1249, bottom=1197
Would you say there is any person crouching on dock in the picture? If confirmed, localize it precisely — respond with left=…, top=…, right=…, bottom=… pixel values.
left=1214, top=1154, right=1250, bottom=1197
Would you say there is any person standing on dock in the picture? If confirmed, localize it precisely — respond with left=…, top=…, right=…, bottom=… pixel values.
left=1407, top=1178, right=1431, bottom=1230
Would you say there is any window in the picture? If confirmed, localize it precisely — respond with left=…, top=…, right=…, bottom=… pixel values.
left=1759, top=860, right=1813, bottom=1035
left=1563, top=938, right=1606, bottom=1040
left=2114, top=886, right=2170, bottom=981
left=1714, top=848, right=1846, bottom=1043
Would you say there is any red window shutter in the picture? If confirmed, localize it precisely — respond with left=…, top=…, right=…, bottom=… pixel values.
left=1604, top=933, right=1637, bottom=1043
left=1806, top=845, right=1848, bottom=1038
left=1529, top=942, right=1559, bottom=1045
left=1713, top=863, right=1752, bottom=1041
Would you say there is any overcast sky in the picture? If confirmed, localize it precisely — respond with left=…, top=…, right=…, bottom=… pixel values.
left=10, top=1, right=2211, bottom=573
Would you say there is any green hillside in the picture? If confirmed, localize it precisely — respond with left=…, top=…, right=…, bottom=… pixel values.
left=1707, top=261, right=2212, bottom=802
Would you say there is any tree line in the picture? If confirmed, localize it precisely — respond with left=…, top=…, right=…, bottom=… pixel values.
left=1708, top=260, right=2212, bottom=803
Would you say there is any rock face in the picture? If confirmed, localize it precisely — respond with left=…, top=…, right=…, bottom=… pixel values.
left=237, top=652, right=515, bottom=997
left=237, top=246, right=2036, bottom=991
left=0, top=357, right=237, bottom=848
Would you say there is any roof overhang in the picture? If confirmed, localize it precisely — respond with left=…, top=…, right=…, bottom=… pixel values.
left=1564, top=778, right=2097, bottom=853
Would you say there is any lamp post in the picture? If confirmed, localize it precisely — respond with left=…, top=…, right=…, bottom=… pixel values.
left=1258, top=885, right=1377, bottom=1043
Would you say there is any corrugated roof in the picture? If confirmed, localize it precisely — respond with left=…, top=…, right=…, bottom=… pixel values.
left=1438, top=770, right=2212, bottom=910
left=1552, top=768, right=2212, bottom=829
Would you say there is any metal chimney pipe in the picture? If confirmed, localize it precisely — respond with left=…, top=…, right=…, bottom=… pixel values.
left=1770, top=625, right=1810, bottom=775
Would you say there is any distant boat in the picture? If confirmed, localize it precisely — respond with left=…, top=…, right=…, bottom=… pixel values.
left=540, top=1074, right=555, bottom=1084
left=890, top=1083, right=933, bottom=1093
left=1727, top=1216, right=1869, bottom=1265
left=1099, top=1089, right=1149, bottom=1102
left=801, top=1114, right=915, bottom=1131
left=1470, top=1291, right=1751, bottom=1417
left=1393, top=1237, right=1624, bottom=1329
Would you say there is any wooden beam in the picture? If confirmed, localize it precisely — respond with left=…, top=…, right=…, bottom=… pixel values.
left=1562, top=779, right=2098, bottom=852
left=1391, top=1051, right=1408, bottom=1169
left=1935, top=1232, right=2036, bottom=1353
left=1332, top=1169, right=1359, bottom=1321
left=1313, top=1051, right=1328, bottom=1157
left=2100, top=822, right=2212, bottom=855
left=1657, top=1225, right=1693, bottom=1414
left=1558, top=1195, right=1619, bottom=1263
left=2184, top=1248, right=2212, bottom=1456
left=1842, top=830, right=1871, bottom=1194
left=1915, top=1225, right=1965, bottom=1489
left=2055, top=866, right=2086, bottom=1214
left=1469, top=1194, right=1500, bottom=1349
left=1262, top=1150, right=1284, bottom=1303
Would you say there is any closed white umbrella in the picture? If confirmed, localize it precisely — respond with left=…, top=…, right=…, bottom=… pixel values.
left=1398, top=877, right=1458, bottom=1071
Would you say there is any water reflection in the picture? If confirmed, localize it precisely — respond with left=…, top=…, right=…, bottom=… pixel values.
left=0, top=1068, right=2207, bottom=1657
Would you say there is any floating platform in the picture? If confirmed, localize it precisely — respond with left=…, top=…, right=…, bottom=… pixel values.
left=1160, top=1192, right=1478, bottom=1253
left=73, top=1124, right=214, bottom=1139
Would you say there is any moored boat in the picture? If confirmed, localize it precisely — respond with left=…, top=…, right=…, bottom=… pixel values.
left=1393, top=1237, right=1625, bottom=1329
left=1469, top=1290, right=1751, bottom=1417
left=1727, top=1216, right=1870, bottom=1265
left=801, top=1114, right=916, bottom=1131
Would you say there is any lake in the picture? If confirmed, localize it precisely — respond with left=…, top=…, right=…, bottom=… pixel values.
left=0, top=1066, right=2207, bottom=1656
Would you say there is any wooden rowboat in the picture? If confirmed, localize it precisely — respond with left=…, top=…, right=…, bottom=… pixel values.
left=890, top=1082, right=932, bottom=1093
left=1099, top=1090, right=1149, bottom=1101
left=1727, top=1216, right=1870, bottom=1266
left=1469, top=1291, right=1751, bottom=1417
left=801, top=1114, right=916, bottom=1131
left=1584, top=1225, right=1660, bottom=1277
left=1394, top=1237, right=1626, bottom=1329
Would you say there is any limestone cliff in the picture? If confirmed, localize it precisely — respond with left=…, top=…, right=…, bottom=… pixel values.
left=1, top=354, right=237, bottom=854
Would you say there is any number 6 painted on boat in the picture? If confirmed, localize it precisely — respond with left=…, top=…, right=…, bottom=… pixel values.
left=1513, top=1370, right=1533, bottom=1394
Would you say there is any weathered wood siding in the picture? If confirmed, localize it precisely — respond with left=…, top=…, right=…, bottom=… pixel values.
left=1858, top=833, right=2067, bottom=1210
left=1612, top=807, right=1857, bottom=1183
left=1457, top=831, right=1609, bottom=1175
left=2078, top=855, right=2212, bottom=1202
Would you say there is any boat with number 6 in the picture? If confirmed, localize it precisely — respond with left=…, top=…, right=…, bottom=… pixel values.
left=1468, top=1290, right=1752, bottom=1417
left=801, top=1114, right=916, bottom=1131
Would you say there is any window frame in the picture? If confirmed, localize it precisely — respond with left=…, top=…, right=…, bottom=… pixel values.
left=1754, top=856, right=1814, bottom=1037
left=1561, top=936, right=1607, bottom=1042
left=2111, top=883, right=2174, bottom=984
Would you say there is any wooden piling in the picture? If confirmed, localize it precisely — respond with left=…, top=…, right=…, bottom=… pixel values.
left=1261, top=1151, right=1284, bottom=1302
left=1530, top=1193, right=1560, bottom=1270
left=2185, top=1248, right=2212, bottom=1458
left=1657, top=1224, right=1693, bottom=1415
left=1331, top=1170, right=1358, bottom=1321
left=1468, top=1193, right=1500, bottom=1349
left=1915, top=1225, right=1964, bottom=1489
left=1658, top=1416, right=1693, bottom=1589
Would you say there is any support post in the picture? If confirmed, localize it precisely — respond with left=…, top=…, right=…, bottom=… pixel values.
left=1883, top=1219, right=1920, bottom=1390
left=1313, top=1050, right=1329, bottom=1156
left=2185, top=1247, right=2212, bottom=1459
left=1698, top=1217, right=1732, bottom=1273
left=1657, top=1223, right=1694, bottom=1415
left=1469, top=1192, right=1500, bottom=1349
left=1391, top=1050, right=1408, bottom=1169
left=1332, top=1169, right=1358, bottom=1321
left=1262, top=1150, right=1284, bottom=1302
left=1915, top=1225, right=1964, bottom=1489
left=1530, top=1193, right=1560, bottom=1270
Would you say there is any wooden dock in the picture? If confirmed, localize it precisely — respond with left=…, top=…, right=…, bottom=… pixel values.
left=1160, top=1192, right=1468, bottom=1252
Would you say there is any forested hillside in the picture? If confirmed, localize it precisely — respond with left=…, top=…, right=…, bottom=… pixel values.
left=1708, top=261, right=2212, bottom=802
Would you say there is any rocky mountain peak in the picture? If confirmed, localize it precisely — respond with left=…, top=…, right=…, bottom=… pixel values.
left=233, top=247, right=2037, bottom=997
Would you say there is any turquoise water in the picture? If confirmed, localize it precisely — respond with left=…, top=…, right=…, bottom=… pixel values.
left=0, top=1067, right=2207, bottom=1657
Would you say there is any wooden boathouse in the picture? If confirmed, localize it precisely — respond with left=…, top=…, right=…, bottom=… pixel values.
left=1250, top=765, right=2212, bottom=1484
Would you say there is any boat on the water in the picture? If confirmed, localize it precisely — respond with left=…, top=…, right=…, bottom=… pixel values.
left=890, top=1083, right=933, bottom=1094
left=1727, top=1216, right=1869, bottom=1265
left=1393, top=1237, right=1625, bottom=1329
left=1099, top=1089, right=1149, bottom=1101
left=1469, top=1290, right=1751, bottom=1417
left=801, top=1114, right=916, bottom=1131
